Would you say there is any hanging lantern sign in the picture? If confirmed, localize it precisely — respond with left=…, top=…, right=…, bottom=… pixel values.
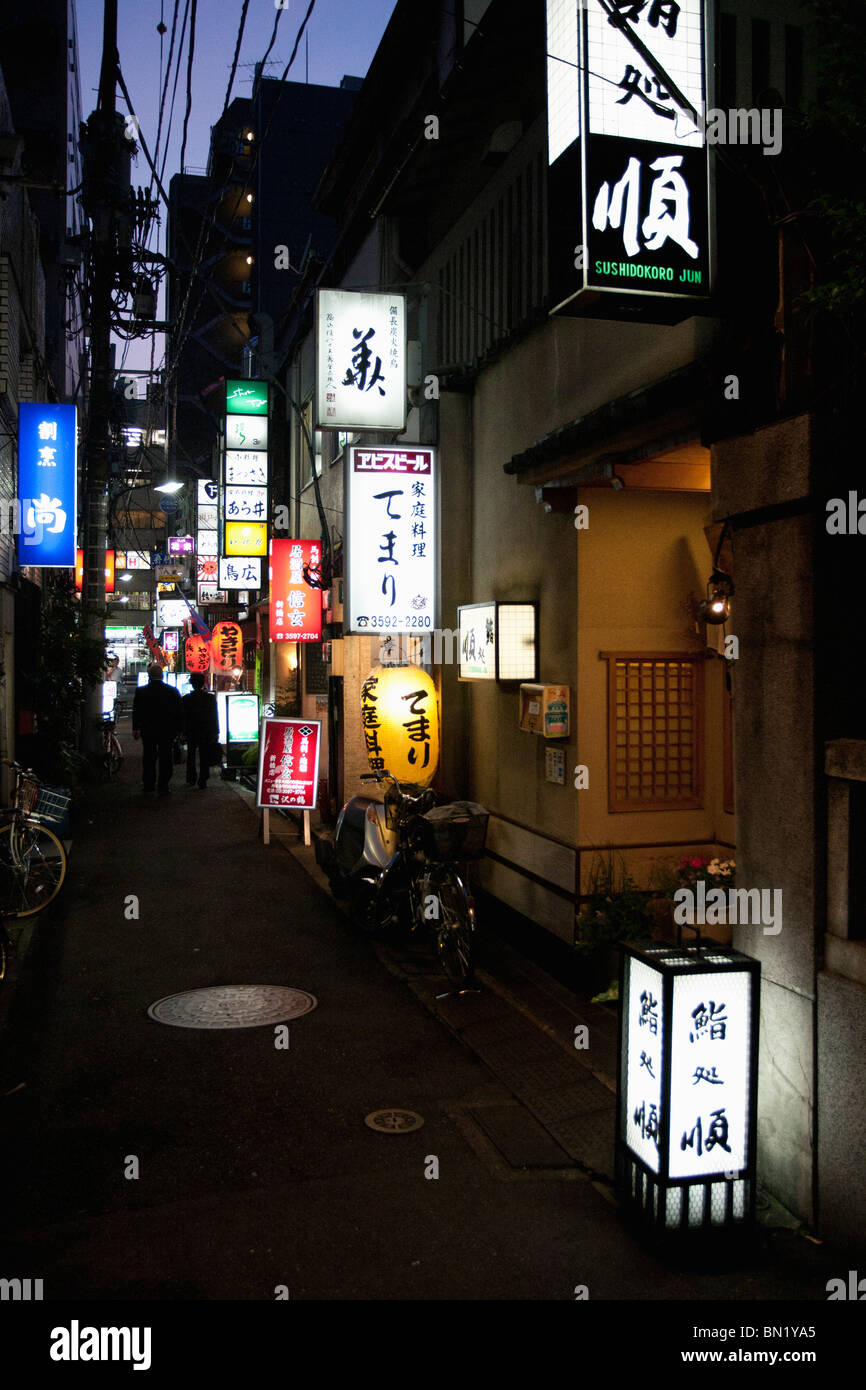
left=185, top=634, right=211, bottom=673
left=360, top=664, right=440, bottom=788
left=212, top=621, right=243, bottom=671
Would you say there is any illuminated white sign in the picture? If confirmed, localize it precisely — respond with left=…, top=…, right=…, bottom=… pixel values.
left=124, top=550, right=151, bottom=571
left=155, top=599, right=190, bottom=628
left=219, top=556, right=262, bottom=589
left=197, top=479, right=218, bottom=505
left=346, top=446, right=436, bottom=634
left=226, top=415, right=268, bottom=452
left=198, top=504, right=218, bottom=530
left=197, top=531, right=218, bottom=556
left=668, top=971, right=750, bottom=1179
left=226, top=692, right=260, bottom=743
left=225, top=451, right=268, bottom=486
left=316, top=289, right=406, bottom=432
left=198, top=584, right=227, bottom=605
left=225, top=485, right=267, bottom=521
left=458, top=603, right=496, bottom=680
left=546, top=0, right=712, bottom=312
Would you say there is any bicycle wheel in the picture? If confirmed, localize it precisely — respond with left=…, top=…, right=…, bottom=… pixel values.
left=429, top=867, right=475, bottom=987
left=109, top=735, right=123, bottom=776
left=0, top=820, right=67, bottom=917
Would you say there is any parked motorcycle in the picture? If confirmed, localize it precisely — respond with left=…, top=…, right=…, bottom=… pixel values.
left=317, top=769, right=488, bottom=988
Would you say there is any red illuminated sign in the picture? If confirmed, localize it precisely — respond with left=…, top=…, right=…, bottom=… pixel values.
left=269, top=538, right=322, bottom=642
left=75, top=549, right=115, bottom=592
left=256, top=717, right=321, bottom=810
left=212, top=620, right=243, bottom=671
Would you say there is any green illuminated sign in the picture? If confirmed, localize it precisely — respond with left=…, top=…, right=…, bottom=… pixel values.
left=226, top=379, right=269, bottom=415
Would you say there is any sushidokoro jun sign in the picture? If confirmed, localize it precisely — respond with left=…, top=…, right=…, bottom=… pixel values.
left=546, top=0, right=714, bottom=319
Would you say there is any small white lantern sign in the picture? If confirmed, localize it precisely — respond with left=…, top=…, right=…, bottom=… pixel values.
left=617, top=942, right=759, bottom=1236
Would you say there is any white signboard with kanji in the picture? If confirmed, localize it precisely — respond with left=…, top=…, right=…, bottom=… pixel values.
left=219, top=556, right=262, bottom=589
left=316, top=289, right=406, bottom=432
left=346, top=446, right=437, bottom=635
left=225, top=452, right=268, bottom=486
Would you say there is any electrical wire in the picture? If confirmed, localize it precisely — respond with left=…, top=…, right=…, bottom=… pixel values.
left=222, top=0, right=252, bottom=117
left=177, top=0, right=198, bottom=182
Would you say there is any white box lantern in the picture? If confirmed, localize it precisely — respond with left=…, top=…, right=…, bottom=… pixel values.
left=616, top=942, right=760, bottom=1236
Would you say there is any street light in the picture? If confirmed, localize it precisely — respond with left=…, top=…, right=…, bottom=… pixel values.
left=154, top=480, right=184, bottom=495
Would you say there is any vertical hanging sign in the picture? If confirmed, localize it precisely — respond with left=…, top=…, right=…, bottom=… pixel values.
left=17, top=404, right=77, bottom=567
left=345, top=447, right=437, bottom=635
left=546, top=0, right=713, bottom=316
left=316, top=290, right=407, bottom=432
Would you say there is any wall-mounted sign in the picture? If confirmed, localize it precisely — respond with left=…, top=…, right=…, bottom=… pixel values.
left=225, top=485, right=268, bottom=521
left=159, top=496, right=179, bottom=515
left=224, top=521, right=268, bottom=557
left=198, top=479, right=219, bottom=505
left=155, top=598, right=191, bottom=628
left=16, top=404, right=77, bottom=567
left=346, top=446, right=436, bottom=635
left=125, top=550, right=151, bottom=570
left=198, top=504, right=218, bottom=530
left=458, top=602, right=538, bottom=681
left=197, top=555, right=218, bottom=584
left=197, top=584, right=227, bottom=605
left=546, top=0, right=713, bottom=318
left=169, top=535, right=195, bottom=555
left=269, top=539, right=322, bottom=642
left=316, top=289, right=406, bottom=432
left=256, top=717, right=322, bottom=809
left=226, top=379, right=269, bottom=416
left=162, top=631, right=180, bottom=654
left=226, top=415, right=267, bottom=452
left=616, top=943, right=759, bottom=1235
left=197, top=531, right=219, bottom=556
left=225, top=451, right=268, bottom=486
left=155, top=560, right=187, bottom=583
left=219, top=556, right=261, bottom=589
left=76, top=549, right=115, bottom=593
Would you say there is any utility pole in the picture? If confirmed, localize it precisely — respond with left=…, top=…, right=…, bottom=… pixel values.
left=79, top=0, right=134, bottom=751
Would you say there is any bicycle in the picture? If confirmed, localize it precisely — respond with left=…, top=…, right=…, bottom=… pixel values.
left=355, top=770, right=486, bottom=989
left=99, top=704, right=124, bottom=777
left=0, top=759, right=68, bottom=918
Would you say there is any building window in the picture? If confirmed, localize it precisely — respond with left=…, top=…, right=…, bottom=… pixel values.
left=603, top=653, right=705, bottom=812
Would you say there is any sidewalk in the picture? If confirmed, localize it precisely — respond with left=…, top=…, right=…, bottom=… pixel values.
left=0, top=730, right=847, bottom=1300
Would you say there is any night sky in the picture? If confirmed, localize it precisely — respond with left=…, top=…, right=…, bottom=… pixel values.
left=75, top=0, right=397, bottom=370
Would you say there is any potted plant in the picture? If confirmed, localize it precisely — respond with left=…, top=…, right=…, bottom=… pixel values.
left=574, top=849, right=654, bottom=1001
left=651, top=854, right=736, bottom=945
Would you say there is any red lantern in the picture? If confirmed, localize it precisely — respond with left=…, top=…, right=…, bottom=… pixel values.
left=185, top=634, right=211, bottom=673
left=212, top=621, right=243, bottom=671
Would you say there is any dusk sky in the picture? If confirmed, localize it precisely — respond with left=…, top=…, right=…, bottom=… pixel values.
left=75, top=0, right=398, bottom=374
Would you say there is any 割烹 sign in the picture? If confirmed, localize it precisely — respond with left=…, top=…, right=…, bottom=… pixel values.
left=16, top=404, right=77, bottom=567
left=269, top=539, right=322, bottom=643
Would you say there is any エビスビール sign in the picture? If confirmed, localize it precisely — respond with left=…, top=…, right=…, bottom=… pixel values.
left=345, top=447, right=437, bottom=636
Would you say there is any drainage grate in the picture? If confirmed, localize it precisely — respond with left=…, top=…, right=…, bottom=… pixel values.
left=364, top=1109, right=424, bottom=1133
left=147, top=985, right=317, bottom=1029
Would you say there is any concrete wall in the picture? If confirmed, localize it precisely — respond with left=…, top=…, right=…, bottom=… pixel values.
left=713, top=416, right=816, bottom=1225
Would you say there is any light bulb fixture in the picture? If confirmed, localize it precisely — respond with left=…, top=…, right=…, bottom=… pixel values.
left=245, top=131, right=254, bottom=141
left=698, top=569, right=734, bottom=626
left=245, top=255, right=253, bottom=266
left=154, top=480, right=184, bottom=495
left=245, top=192, right=254, bottom=204
left=120, top=573, right=132, bottom=583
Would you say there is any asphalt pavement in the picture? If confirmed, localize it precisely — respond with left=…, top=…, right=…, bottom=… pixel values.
left=0, top=723, right=856, bottom=1303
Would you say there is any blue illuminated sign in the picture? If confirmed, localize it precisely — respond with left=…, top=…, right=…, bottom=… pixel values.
left=17, top=404, right=77, bottom=567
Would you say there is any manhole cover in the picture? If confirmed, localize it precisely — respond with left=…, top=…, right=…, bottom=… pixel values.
left=147, top=985, right=317, bottom=1029
left=364, top=1109, right=424, bottom=1133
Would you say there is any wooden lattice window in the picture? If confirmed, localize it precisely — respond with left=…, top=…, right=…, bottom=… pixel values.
left=603, top=653, right=705, bottom=812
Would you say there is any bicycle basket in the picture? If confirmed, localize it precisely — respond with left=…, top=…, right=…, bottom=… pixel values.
left=419, top=801, right=488, bottom=861
left=17, top=774, right=40, bottom=816
left=35, top=785, right=71, bottom=829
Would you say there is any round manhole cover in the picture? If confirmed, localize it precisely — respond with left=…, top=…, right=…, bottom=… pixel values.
left=364, top=1109, right=424, bottom=1133
left=147, top=985, right=317, bottom=1029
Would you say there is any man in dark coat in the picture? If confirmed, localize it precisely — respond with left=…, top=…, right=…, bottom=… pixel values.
left=182, top=672, right=219, bottom=789
left=132, top=662, right=184, bottom=796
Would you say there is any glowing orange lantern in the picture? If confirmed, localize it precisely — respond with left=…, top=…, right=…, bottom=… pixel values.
left=212, top=621, right=243, bottom=671
left=360, top=664, right=440, bottom=788
left=185, top=634, right=211, bottom=673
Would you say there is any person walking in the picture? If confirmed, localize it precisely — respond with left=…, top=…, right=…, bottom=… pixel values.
left=132, top=662, right=184, bottom=797
left=182, top=672, right=219, bottom=789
